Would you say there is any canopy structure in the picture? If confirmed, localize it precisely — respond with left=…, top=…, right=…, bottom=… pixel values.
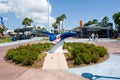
left=71, top=26, right=113, bottom=38
left=14, top=27, right=33, bottom=33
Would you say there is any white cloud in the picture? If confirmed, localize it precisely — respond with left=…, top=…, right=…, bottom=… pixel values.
left=0, top=0, right=10, bottom=13
left=3, top=17, right=8, bottom=21
left=0, top=0, right=55, bottom=26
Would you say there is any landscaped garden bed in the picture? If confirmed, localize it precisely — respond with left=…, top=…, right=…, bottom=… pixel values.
left=63, top=42, right=109, bottom=68
left=5, top=42, right=109, bottom=68
left=5, top=43, right=54, bottom=68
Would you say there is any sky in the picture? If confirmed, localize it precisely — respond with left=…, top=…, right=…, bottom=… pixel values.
left=0, top=0, right=120, bottom=31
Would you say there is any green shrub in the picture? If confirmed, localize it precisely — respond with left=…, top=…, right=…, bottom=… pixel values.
left=5, top=43, right=54, bottom=66
left=74, top=56, right=83, bottom=65
left=13, top=55, right=25, bottom=64
left=81, top=53, right=91, bottom=64
left=6, top=48, right=17, bottom=60
left=71, top=49, right=79, bottom=59
left=91, top=53, right=100, bottom=63
left=6, top=42, right=108, bottom=67
left=37, top=52, right=46, bottom=60
left=64, top=42, right=108, bottom=65
left=96, top=46, right=108, bottom=57
left=23, top=58, right=34, bottom=66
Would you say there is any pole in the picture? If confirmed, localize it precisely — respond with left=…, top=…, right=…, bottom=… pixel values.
left=47, top=0, right=50, bottom=31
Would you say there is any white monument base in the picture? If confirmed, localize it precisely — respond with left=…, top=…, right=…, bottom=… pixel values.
left=47, top=39, right=68, bottom=53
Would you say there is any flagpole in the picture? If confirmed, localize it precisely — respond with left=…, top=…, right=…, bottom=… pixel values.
left=47, top=0, right=50, bottom=31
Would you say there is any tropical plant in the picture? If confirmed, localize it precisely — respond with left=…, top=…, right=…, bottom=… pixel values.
left=84, top=19, right=98, bottom=26
left=84, top=21, right=92, bottom=26
left=56, top=16, right=61, bottom=33
left=52, top=22, right=58, bottom=31
left=41, top=27, right=47, bottom=31
left=92, top=19, right=98, bottom=24
left=0, top=28, right=5, bottom=33
left=60, top=14, right=66, bottom=32
left=102, top=16, right=109, bottom=23
left=37, top=26, right=41, bottom=30
left=52, top=14, right=67, bottom=33
left=101, top=16, right=109, bottom=27
left=22, top=17, right=33, bottom=28
left=112, top=12, right=120, bottom=32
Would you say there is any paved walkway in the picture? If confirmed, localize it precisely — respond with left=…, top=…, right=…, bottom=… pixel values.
left=66, top=54, right=120, bottom=80
left=0, top=38, right=120, bottom=80
left=0, top=38, right=87, bottom=80
left=65, top=39, right=120, bottom=80
left=42, top=52, right=68, bottom=69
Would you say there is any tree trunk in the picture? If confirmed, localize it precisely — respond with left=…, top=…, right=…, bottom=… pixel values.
left=62, top=21, right=63, bottom=31
left=58, top=24, right=60, bottom=33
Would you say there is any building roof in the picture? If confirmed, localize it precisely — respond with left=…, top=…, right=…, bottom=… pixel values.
left=71, top=26, right=111, bottom=32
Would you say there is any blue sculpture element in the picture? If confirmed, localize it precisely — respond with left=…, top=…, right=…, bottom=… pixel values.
left=44, top=31, right=77, bottom=53
left=44, top=31, right=76, bottom=42
left=0, top=17, right=4, bottom=25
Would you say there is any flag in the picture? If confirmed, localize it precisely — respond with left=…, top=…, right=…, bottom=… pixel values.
left=0, top=24, right=3, bottom=28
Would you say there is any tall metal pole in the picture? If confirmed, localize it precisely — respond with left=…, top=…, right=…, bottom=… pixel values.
left=47, top=0, right=50, bottom=31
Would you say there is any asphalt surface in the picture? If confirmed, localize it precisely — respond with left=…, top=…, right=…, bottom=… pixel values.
left=65, top=40, right=120, bottom=80
left=0, top=38, right=87, bottom=80
left=0, top=38, right=120, bottom=80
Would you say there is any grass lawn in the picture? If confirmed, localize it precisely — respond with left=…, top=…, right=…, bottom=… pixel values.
left=0, top=37, right=12, bottom=43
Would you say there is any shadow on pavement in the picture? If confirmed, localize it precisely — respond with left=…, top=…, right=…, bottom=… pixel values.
left=81, top=73, right=120, bottom=80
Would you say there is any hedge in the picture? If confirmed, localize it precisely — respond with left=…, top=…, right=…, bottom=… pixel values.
left=5, top=43, right=54, bottom=66
left=64, top=42, right=108, bottom=65
left=5, top=42, right=108, bottom=67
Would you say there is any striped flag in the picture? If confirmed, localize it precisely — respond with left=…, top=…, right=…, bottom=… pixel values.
left=0, top=24, right=3, bottom=28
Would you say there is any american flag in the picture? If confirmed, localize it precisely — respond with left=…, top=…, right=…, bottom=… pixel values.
left=0, top=24, right=3, bottom=28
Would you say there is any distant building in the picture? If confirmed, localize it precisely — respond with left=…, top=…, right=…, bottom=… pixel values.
left=71, top=22, right=113, bottom=38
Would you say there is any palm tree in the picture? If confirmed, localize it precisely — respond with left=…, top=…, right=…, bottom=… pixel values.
left=101, top=16, right=109, bottom=27
left=0, top=28, right=4, bottom=34
left=92, top=19, right=98, bottom=24
left=102, top=16, right=109, bottom=23
left=22, top=17, right=33, bottom=28
left=113, top=12, right=120, bottom=32
left=52, top=23, right=58, bottom=29
left=37, top=26, right=41, bottom=30
left=52, top=22, right=58, bottom=34
left=56, top=16, right=61, bottom=33
left=28, top=18, right=33, bottom=26
left=60, top=14, right=66, bottom=32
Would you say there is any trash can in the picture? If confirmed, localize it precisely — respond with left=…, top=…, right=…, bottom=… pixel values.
left=12, top=37, right=17, bottom=41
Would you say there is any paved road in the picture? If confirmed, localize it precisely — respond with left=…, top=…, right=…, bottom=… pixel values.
left=0, top=38, right=120, bottom=80
left=66, top=40, right=120, bottom=80
left=0, top=38, right=87, bottom=80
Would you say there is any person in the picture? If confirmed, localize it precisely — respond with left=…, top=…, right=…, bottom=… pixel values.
left=91, top=33, right=95, bottom=41
left=88, top=33, right=91, bottom=41
left=95, top=33, right=99, bottom=41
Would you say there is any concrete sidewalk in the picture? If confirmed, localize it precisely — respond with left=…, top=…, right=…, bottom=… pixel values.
left=0, top=38, right=120, bottom=80
left=66, top=54, right=120, bottom=80
left=42, top=52, right=68, bottom=69
left=16, top=69, right=87, bottom=80
left=0, top=40, right=87, bottom=80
